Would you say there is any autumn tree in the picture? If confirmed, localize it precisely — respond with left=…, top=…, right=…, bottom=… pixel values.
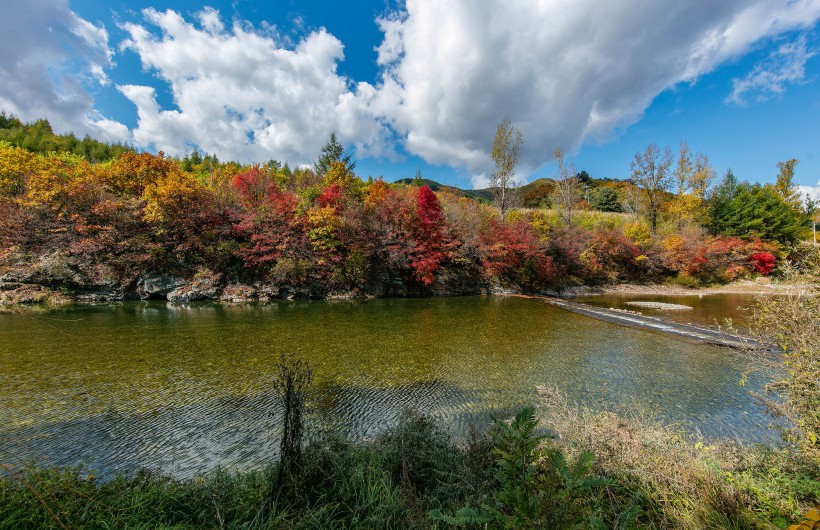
left=314, top=131, right=355, bottom=177
left=674, top=140, right=693, bottom=198
left=773, top=158, right=802, bottom=210
left=670, top=141, right=714, bottom=227
left=23, top=152, right=91, bottom=214
left=411, top=185, right=449, bottom=284
left=107, top=151, right=181, bottom=195
left=552, top=148, right=581, bottom=224
left=630, top=143, right=673, bottom=233
left=0, top=143, right=37, bottom=197
left=490, top=118, right=522, bottom=221
left=621, top=182, right=644, bottom=219
left=323, top=160, right=360, bottom=194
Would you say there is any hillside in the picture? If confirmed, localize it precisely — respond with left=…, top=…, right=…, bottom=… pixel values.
left=392, top=176, right=614, bottom=208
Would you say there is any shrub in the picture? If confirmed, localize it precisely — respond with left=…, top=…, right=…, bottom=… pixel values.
left=750, top=282, right=820, bottom=465
left=749, top=251, right=776, bottom=275
left=482, top=220, right=560, bottom=290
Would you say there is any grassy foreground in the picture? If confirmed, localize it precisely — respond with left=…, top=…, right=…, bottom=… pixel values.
left=1, top=399, right=817, bottom=530
left=3, top=268, right=818, bottom=529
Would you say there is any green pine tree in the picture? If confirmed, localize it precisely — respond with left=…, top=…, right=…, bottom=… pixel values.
left=314, top=131, right=355, bottom=176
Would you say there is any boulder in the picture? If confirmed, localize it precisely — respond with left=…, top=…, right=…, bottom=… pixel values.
left=220, top=284, right=257, bottom=303
left=137, top=276, right=187, bottom=299
left=167, top=272, right=222, bottom=303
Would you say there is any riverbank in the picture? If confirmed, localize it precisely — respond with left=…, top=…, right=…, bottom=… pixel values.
left=2, top=400, right=817, bottom=529
left=559, top=278, right=814, bottom=298
left=1, top=276, right=806, bottom=309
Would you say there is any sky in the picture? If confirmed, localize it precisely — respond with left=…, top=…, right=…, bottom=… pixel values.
left=1, top=0, right=819, bottom=201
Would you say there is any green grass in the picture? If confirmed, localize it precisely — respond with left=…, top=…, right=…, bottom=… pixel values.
left=1, top=406, right=816, bottom=529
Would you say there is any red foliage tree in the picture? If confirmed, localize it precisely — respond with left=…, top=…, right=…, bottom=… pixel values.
left=749, top=251, right=776, bottom=275
left=410, top=186, right=449, bottom=285
left=231, top=179, right=310, bottom=280
left=232, top=166, right=276, bottom=211
left=482, top=220, right=559, bottom=289
left=317, top=183, right=343, bottom=209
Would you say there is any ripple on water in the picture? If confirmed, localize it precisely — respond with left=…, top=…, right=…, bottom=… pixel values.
left=0, top=297, right=776, bottom=479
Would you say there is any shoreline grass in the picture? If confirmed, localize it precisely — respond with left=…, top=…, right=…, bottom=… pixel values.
left=2, top=400, right=817, bottom=529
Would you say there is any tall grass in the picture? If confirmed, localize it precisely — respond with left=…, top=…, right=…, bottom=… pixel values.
left=536, top=386, right=820, bottom=529
left=3, top=400, right=817, bottom=529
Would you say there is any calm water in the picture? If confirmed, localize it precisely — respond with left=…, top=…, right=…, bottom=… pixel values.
left=573, top=292, right=756, bottom=330
left=0, top=296, right=773, bottom=479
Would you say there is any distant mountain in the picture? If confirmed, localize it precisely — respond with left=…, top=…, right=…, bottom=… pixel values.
left=391, top=175, right=630, bottom=209
left=391, top=177, right=558, bottom=206
left=391, top=177, right=493, bottom=202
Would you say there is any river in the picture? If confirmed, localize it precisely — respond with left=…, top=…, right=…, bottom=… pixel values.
left=0, top=294, right=774, bottom=479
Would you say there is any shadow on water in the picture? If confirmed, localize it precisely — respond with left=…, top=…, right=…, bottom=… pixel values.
left=1, top=380, right=495, bottom=480
left=0, top=296, right=779, bottom=479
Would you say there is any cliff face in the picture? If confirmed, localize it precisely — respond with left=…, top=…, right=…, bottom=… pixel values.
left=0, top=250, right=492, bottom=305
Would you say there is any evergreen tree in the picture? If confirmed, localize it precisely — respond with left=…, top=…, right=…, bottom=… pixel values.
left=589, top=187, right=622, bottom=212
left=314, top=131, right=355, bottom=176
left=0, top=113, right=130, bottom=162
left=708, top=170, right=805, bottom=244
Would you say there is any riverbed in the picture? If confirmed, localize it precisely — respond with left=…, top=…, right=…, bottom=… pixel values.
left=0, top=295, right=773, bottom=479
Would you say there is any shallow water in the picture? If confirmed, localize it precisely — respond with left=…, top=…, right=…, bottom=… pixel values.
left=0, top=296, right=774, bottom=478
left=573, top=292, right=757, bottom=330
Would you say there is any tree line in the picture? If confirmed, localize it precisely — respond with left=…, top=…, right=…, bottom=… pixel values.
left=0, top=114, right=813, bottom=301
left=489, top=119, right=814, bottom=246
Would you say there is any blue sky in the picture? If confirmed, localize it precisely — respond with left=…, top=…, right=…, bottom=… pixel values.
left=2, top=0, right=819, bottom=199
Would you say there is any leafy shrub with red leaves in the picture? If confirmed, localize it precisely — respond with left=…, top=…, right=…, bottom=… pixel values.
left=545, top=225, right=591, bottom=281
left=482, top=220, right=559, bottom=290
left=584, top=227, right=641, bottom=282
left=231, top=179, right=312, bottom=281
left=659, top=234, right=779, bottom=282
left=749, top=251, right=776, bottom=275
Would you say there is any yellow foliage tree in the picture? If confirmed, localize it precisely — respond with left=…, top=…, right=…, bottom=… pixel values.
left=108, top=151, right=182, bottom=195
left=365, top=178, right=388, bottom=208
left=23, top=152, right=92, bottom=214
left=323, top=161, right=359, bottom=193
left=671, top=141, right=714, bottom=227
left=143, top=170, right=210, bottom=224
left=0, top=144, right=37, bottom=197
left=306, top=205, right=340, bottom=252
left=201, top=162, right=243, bottom=210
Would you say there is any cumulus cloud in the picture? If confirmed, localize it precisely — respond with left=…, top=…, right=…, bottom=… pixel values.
left=367, top=0, right=820, bottom=178
left=3, top=1, right=820, bottom=178
left=727, top=36, right=815, bottom=105
left=0, top=0, right=127, bottom=142
left=118, top=8, right=394, bottom=163
left=799, top=180, right=820, bottom=204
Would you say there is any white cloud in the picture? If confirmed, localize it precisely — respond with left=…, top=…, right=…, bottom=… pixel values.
left=799, top=180, right=820, bottom=204
left=727, top=36, right=815, bottom=105
left=365, top=0, right=820, bottom=179
left=0, top=0, right=127, bottom=142
left=470, top=174, right=491, bottom=189
left=118, top=8, right=394, bottom=163
left=3, top=1, right=820, bottom=178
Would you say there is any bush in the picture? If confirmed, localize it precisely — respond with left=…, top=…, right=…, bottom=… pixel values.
left=750, top=282, right=820, bottom=465
left=535, top=386, right=818, bottom=528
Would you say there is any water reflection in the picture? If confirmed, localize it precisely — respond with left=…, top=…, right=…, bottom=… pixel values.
left=0, top=296, right=775, bottom=479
